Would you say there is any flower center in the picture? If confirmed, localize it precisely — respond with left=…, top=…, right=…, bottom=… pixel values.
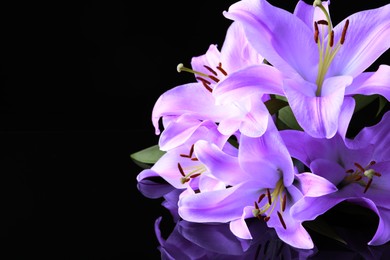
left=313, top=1, right=349, bottom=96
left=252, top=178, right=288, bottom=229
left=177, top=62, right=228, bottom=92
left=342, top=161, right=381, bottom=193
left=177, top=144, right=207, bottom=184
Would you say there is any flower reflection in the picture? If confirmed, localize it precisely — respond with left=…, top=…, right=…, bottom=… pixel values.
left=139, top=175, right=390, bottom=259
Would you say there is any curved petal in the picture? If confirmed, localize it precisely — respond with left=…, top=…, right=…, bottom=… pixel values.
left=295, top=171, right=338, bottom=197
left=337, top=96, right=356, bottom=140
left=369, top=206, right=390, bottom=246
left=280, top=129, right=311, bottom=166
left=274, top=220, right=314, bottom=250
left=213, top=65, right=284, bottom=104
left=230, top=206, right=255, bottom=239
left=178, top=182, right=259, bottom=223
left=191, top=44, right=221, bottom=77
left=329, top=4, right=390, bottom=77
left=220, top=22, right=264, bottom=72
left=223, top=0, right=318, bottom=81
left=293, top=0, right=329, bottom=30
left=194, top=140, right=250, bottom=185
left=239, top=118, right=295, bottom=187
left=284, top=76, right=352, bottom=138
left=349, top=110, right=390, bottom=162
left=309, top=159, right=346, bottom=186
left=152, top=83, right=230, bottom=135
left=345, top=65, right=390, bottom=100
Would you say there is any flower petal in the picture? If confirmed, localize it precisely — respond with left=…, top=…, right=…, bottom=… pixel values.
left=295, top=171, right=338, bottom=197
left=223, top=0, right=318, bottom=81
left=345, top=65, right=390, bottom=101
left=329, top=4, right=390, bottom=77
left=284, top=76, right=352, bottom=138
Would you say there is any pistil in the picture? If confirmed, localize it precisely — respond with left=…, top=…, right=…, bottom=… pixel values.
left=177, top=62, right=228, bottom=92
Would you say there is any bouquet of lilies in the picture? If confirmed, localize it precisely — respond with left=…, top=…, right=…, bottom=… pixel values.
left=132, top=0, right=390, bottom=250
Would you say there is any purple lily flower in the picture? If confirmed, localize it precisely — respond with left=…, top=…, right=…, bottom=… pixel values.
left=137, top=119, right=235, bottom=194
left=151, top=21, right=284, bottom=138
left=221, top=0, right=390, bottom=138
left=282, top=111, right=390, bottom=246
left=178, top=117, right=336, bottom=249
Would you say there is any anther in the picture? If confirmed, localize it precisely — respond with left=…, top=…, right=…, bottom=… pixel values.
left=203, top=65, right=218, bottom=76
left=190, top=173, right=201, bottom=178
left=340, top=19, right=349, bottom=45
left=281, top=193, right=286, bottom=212
left=364, top=178, right=373, bottom=193
left=345, top=169, right=354, bottom=174
left=191, top=158, right=199, bottom=161
left=258, top=193, right=266, bottom=204
left=178, top=163, right=185, bottom=176
left=314, top=22, right=319, bottom=43
left=189, top=144, right=194, bottom=158
left=329, top=30, right=334, bottom=47
left=264, top=216, right=270, bottom=222
left=208, top=75, right=220, bottom=83
left=266, top=188, right=272, bottom=205
left=217, top=62, right=228, bottom=76
left=317, top=20, right=328, bottom=25
left=277, top=211, right=287, bottom=229
left=354, top=162, right=365, bottom=173
left=196, top=77, right=211, bottom=85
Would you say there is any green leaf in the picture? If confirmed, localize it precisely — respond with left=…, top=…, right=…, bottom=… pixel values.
left=130, top=144, right=165, bottom=165
left=278, top=106, right=303, bottom=131
left=303, top=219, right=347, bottom=245
left=353, top=94, right=379, bottom=113
left=264, top=98, right=288, bottom=115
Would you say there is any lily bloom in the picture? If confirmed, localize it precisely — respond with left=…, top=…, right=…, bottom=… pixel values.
left=152, top=21, right=284, bottom=139
left=178, top=117, right=335, bottom=249
left=222, top=0, right=390, bottom=138
left=282, top=111, right=390, bottom=246
left=137, top=119, right=233, bottom=193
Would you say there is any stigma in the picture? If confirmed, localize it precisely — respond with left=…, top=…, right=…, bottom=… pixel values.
left=313, top=1, right=349, bottom=96
left=252, top=179, right=288, bottom=229
left=177, top=62, right=228, bottom=93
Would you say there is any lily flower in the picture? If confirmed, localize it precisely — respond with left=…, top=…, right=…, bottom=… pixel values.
left=221, top=0, right=390, bottom=138
left=137, top=119, right=234, bottom=194
left=282, top=111, right=390, bottom=246
left=152, top=21, right=284, bottom=139
left=178, top=117, right=336, bottom=249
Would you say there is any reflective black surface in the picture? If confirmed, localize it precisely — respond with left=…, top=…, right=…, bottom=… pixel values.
left=2, top=0, right=390, bottom=259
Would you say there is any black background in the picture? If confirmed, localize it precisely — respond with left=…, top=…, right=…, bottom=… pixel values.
left=2, top=0, right=390, bottom=259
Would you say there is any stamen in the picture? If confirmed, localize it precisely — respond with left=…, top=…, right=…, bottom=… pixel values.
left=329, top=30, right=334, bottom=47
left=196, top=77, right=211, bottom=85
left=363, top=178, right=372, bottom=193
left=354, top=162, right=365, bottom=173
left=178, top=163, right=185, bottom=176
left=203, top=65, right=218, bottom=76
left=281, top=193, right=286, bottom=212
left=345, top=169, right=354, bottom=174
left=217, top=62, right=228, bottom=76
left=201, top=82, right=213, bottom=93
left=263, top=216, right=270, bottom=222
left=340, top=19, right=349, bottom=45
left=190, top=173, right=201, bottom=178
left=208, top=75, right=220, bottom=83
left=266, top=188, right=272, bottom=205
left=277, top=211, right=287, bottom=229
left=258, top=193, right=266, bottom=204
left=314, top=22, right=319, bottom=43
left=189, top=144, right=194, bottom=158
left=191, top=158, right=199, bottom=161
left=317, top=20, right=328, bottom=25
